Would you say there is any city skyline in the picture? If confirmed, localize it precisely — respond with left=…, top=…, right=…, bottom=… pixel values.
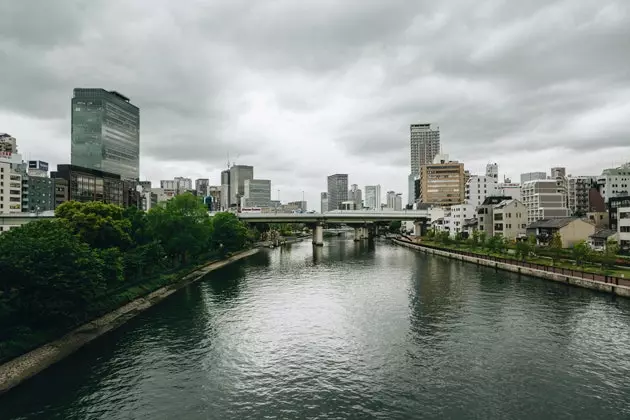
left=2, top=1, right=630, bottom=211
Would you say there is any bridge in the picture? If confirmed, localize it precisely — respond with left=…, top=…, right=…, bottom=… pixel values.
left=237, top=210, right=430, bottom=246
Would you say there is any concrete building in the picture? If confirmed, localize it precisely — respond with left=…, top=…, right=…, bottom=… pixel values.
left=23, top=175, right=54, bottom=213
left=567, top=175, right=596, bottom=215
left=520, top=172, right=547, bottom=184
left=551, top=167, right=566, bottom=179
left=597, top=164, right=630, bottom=203
left=521, top=179, right=569, bottom=223
left=51, top=164, right=124, bottom=206
left=340, top=201, right=357, bottom=210
left=526, top=217, right=595, bottom=248
left=496, top=182, right=521, bottom=201
left=364, top=185, right=381, bottom=210
left=386, top=191, right=397, bottom=210
left=410, top=123, right=440, bottom=175
left=0, top=161, right=23, bottom=213
left=230, top=165, right=254, bottom=207
left=348, top=184, right=362, bottom=209
left=608, top=196, right=630, bottom=231
left=206, top=185, right=222, bottom=211
left=320, top=192, right=328, bottom=214
left=588, top=229, right=617, bottom=252
left=395, top=193, right=403, bottom=211
left=616, top=207, right=630, bottom=252
left=476, top=196, right=512, bottom=235
left=492, top=199, right=528, bottom=239
left=486, top=163, right=499, bottom=181
left=71, top=88, right=140, bottom=180
left=220, top=169, right=230, bottom=209
left=327, top=174, right=348, bottom=211
left=287, top=201, right=307, bottom=212
left=417, top=154, right=465, bottom=206
left=445, top=203, right=475, bottom=236
left=241, top=179, right=271, bottom=208
left=160, top=177, right=192, bottom=196
left=195, top=178, right=209, bottom=197
left=27, top=160, right=49, bottom=178
left=465, top=175, right=498, bottom=207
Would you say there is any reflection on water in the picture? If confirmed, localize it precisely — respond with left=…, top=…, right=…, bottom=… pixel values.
left=2, top=238, right=630, bottom=420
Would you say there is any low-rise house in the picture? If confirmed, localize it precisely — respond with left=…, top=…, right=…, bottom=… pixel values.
left=526, top=217, right=596, bottom=248
left=477, top=196, right=512, bottom=234
left=588, top=229, right=618, bottom=252
left=586, top=211, right=609, bottom=229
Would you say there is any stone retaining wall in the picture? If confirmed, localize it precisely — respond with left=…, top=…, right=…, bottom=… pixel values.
left=0, top=248, right=260, bottom=396
left=393, top=239, right=630, bottom=298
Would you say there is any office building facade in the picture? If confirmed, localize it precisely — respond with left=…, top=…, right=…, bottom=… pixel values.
left=321, top=192, right=328, bottom=214
left=195, top=178, right=209, bottom=196
left=327, top=174, right=348, bottom=211
left=241, top=179, right=271, bottom=208
left=348, top=184, right=362, bottom=209
left=520, top=172, right=547, bottom=184
left=51, top=164, right=124, bottom=206
left=230, top=165, right=254, bottom=206
left=417, top=155, right=465, bottom=206
left=71, top=88, right=140, bottom=180
left=521, top=179, right=569, bottom=223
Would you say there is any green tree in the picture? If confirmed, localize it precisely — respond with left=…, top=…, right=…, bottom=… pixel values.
left=548, top=232, right=563, bottom=265
left=388, top=220, right=402, bottom=233
left=602, top=239, right=619, bottom=270
left=479, top=231, right=488, bottom=249
left=572, top=240, right=591, bottom=266
left=515, top=240, right=531, bottom=261
left=0, top=220, right=113, bottom=324
left=56, top=201, right=132, bottom=250
left=147, top=193, right=212, bottom=264
left=209, top=212, right=249, bottom=256
left=470, top=230, right=480, bottom=249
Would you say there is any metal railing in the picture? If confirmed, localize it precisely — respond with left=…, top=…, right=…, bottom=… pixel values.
left=395, top=239, right=630, bottom=288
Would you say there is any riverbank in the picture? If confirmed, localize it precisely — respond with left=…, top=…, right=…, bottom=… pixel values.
left=0, top=248, right=260, bottom=396
left=392, top=238, right=630, bottom=298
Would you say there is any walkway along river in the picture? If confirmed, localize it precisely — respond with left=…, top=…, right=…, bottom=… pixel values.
left=1, top=238, right=630, bottom=419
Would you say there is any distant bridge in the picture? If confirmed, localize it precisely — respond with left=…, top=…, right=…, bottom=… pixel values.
left=237, top=211, right=431, bottom=246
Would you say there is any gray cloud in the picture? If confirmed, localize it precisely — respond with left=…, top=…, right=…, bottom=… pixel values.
left=1, top=0, right=629, bottom=207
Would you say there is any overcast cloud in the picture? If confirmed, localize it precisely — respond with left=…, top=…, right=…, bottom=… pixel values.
left=1, top=0, right=629, bottom=208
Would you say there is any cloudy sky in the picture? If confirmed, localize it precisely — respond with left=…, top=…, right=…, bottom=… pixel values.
left=1, top=0, right=629, bottom=209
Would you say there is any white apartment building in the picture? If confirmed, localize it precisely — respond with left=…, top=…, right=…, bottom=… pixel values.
left=496, top=182, right=521, bottom=201
left=520, top=172, right=547, bottom=184
left=617, top=207, right=630, bottom=252
left=0, top=161, right=23, bottom=213
left=364, top=185, right=381, bottom=210
left=492, top=199, right=528, bottom=239
left=465, top=175, right=498, bottom=207
left=445, top=203, right=475, bottom=236
left=597, top=164, right=630, bottom=203
left=160, top=177, right=192, bottom=195
left=521, top=179, right=569, bottom=223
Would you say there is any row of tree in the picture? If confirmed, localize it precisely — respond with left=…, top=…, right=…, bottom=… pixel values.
left=427, top=229, right=619, bottom=270
left=0, top=193, right=251, bottom=339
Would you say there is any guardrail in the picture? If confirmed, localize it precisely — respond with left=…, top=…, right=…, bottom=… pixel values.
left=397, top=239, right=630, bottom=288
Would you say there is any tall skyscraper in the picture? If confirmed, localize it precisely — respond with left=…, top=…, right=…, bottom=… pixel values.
left=195, top=178, right=209, bottom=196
left=364, top=185, right=381, bottom=210
left=229, top=165, right=254, bottom=206
left=241, top=179, right=271, bottom=208
left=410, top=123, right=440, bottom=175
left=348, top=184, right=362, bottom=209
left=221, top=169, right=230, bottom=209
left=71, top=88, right=140, bottom=180
left=327, top=174, right=348, bottom=211
left=320, top=192, right=328, bottom=214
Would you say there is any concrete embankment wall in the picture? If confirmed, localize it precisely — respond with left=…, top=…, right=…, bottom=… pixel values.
left=0, top=248, right=260, bottom=396
left=392, top=239, right=630, bottom=298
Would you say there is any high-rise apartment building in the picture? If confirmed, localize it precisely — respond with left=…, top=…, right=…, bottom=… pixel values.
left=417, top=154, right=465, bottom=206
left=229, top=165, right=254, bottom=206
left=320, top=192, right=328, bottom=214
left=195, top=178, right=209, bottom=197
left=327, top=174, right=348, bottom=211
left=386, top=191, right=397, bottom=210
left=71, top=88, right=140, bottom=180
left=348, top=184, right=362, bottom=209
left=241, top=179, right=271, bottom=208
left=567, top=175, right=596, bottom=215
left=465, top=175, right=498, bottom=207
left=0, top=161, right=23, bottom=213
left=364, top=185, right=381, bottom=210
left=597, top=163, right=630, bottom=203
left=521, top=179, right=569, bottom=223
left=410, top=123, right=440, bottom=175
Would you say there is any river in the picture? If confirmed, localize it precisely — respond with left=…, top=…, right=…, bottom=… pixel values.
left=2, top=238, right=630, bottom=419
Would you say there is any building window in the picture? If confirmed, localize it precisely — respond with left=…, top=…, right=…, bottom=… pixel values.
left=621, top=226, right=630, bottom=233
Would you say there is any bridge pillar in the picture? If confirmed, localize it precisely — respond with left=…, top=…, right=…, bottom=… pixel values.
left=414, top=220, right=428, bottom=237
left=361, top=227, right=369, bottom=240
left=312, top=224, right=324, bottom=246
left=354, top=227, right=362, bottom=242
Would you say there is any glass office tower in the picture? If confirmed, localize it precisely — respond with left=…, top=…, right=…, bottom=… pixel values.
left=71, top=88, right=140, bottom=180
